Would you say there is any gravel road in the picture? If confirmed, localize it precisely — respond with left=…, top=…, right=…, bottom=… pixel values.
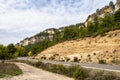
left=1, top=63, right=74, bottom=80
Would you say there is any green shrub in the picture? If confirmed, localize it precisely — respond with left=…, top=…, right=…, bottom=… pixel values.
left=73, top=57, right=79, bottom=62
left=34, top=61, right=42, bottom=67
left=66, top=65, right=79, bottom=77
left=99, top=60, right=106, bottom=64
left=73, top=67, right=87, bottom=80
left=114, top=9, right=120, bottom=22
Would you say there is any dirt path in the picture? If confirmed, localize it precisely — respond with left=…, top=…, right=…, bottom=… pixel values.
left=1, top=63, right=74, bottom=80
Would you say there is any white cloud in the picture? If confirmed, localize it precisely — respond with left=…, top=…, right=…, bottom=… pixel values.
left=0, top=0, right=116, bottom=45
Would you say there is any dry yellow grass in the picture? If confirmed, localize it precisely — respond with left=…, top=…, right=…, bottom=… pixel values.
left=36, top=30, right=120, bottom=64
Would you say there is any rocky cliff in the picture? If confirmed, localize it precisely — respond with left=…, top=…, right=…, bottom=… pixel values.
left=85, top=0, right=120, bottom=27
left=16, top=28, right=60, bottom=46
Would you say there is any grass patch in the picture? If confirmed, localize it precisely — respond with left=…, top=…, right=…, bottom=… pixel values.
left=0, top=62, right=22, bottom=78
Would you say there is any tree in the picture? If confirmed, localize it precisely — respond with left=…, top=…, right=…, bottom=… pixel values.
left=15, top=46, right=25, bottom=57
left=0, top=44, right=6, bottom=59
left=114, top=9, right=120, bottom=22
left=0, top=44, right=9, bottom=62
left=109, top=1, right=115, bottom=10
left=28, top=51, right=32, bottom=56
left=86, top=22, right=96, bottom=36
left=94, top=15, right=99, bottom=28
left=99, top=15, right=114, bottom=28
left=31, top=47, right=37, bottom=55
left=96, top=9, right=100, bottom=15
left=7, top=44, right=16, bottom=58
left=78, top=27, right=86, bottom=38
left=54, top=31, right=62, bottom=43
left=63, top=28, right=78, bottom=40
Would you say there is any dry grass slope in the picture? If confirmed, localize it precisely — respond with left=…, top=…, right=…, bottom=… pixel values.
left=36, top=30, right=120, bottom=64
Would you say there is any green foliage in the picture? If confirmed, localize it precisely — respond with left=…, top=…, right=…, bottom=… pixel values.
left=114, top=9, right=120, bottom=22
left=97, top=15, right=115, bottom=35
left=7, top=44, right=16, bottom=58
left=73, top=67, right=87, bottom=80
left=94, top=15, right=99, bottom=27
left=109, top=1, right=115, bottom=10
left=99, top=15, right=114, bottom=28
left=99, top=60, right=106, bottom=64
left=7, top=44, right=16, bottom=54
left=86, top=22, right=96, bottom=36
left=53, top=31, right=62, bottom=43
left=0, top=44, right=9, bottom=60
left=15, top=46, right=26, bottom=57
left=0, top=44, right=25, bottom=59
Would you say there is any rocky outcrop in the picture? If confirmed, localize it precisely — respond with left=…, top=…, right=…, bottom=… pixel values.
left=115, top=0, right=120, bottom=11
left=85, top=0, right=120, bottom=27
left=16, top=28, right=64, bottom=46
left=85, top=1, right=119, bottom=27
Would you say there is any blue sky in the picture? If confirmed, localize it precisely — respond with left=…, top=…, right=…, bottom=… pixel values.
left=0, top=0, right=116, bottom=45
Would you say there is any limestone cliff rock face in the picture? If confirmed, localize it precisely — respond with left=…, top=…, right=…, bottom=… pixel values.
left=36, top=30, right=120, bottom=64
left=85, top=0, right=120, bottom=27
left=116, top=0, right=120, bottom=7
left=16, top=28, right=57, bottom=46
left=115, top=0, right=120, bottom=11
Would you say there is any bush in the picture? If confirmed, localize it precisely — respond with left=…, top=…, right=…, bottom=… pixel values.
left=34, top=61, right=43, bottom=67
left=99, top=60, right=106, bottom=64
left=73, top=67, right=87, bottom=80
left=55, top=65, right=68, bottom=74
left=114, top=9, right=120, bottom=22
left=73, top=57, right=79, bottom=62
left=66, top=65, right=80, bottom=77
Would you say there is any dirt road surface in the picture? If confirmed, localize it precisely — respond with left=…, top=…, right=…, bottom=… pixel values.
left=1, top=63, right=74, bottom=80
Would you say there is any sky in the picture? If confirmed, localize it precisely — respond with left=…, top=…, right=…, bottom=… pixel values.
left=0, top=0, right=116, bottom=45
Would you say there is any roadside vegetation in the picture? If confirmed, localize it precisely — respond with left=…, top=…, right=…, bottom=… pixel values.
left=0, top=62, right=22, bottom=78
left=15, top=60, right=120, bottom=80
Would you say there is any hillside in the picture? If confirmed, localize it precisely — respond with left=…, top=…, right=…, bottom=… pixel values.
left=16, top=0, right=120, bottom=61
left=17, top=0, right=120, bottom=47
left=36, top=30, right=120, bottom=64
